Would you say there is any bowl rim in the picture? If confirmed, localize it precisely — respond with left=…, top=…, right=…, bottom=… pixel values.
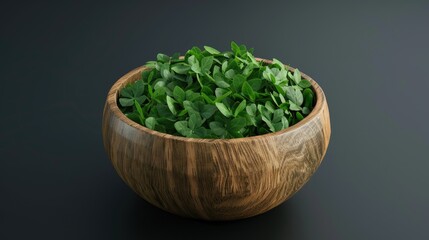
left=105, top=58, right=326, bottom=143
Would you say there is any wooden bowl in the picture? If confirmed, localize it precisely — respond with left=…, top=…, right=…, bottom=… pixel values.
left=102, top=59, right=331, bottom=221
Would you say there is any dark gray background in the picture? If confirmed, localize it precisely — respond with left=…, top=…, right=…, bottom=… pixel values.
left=1, top=0, right=428, bottom=239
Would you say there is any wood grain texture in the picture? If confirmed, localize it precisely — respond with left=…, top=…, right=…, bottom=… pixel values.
left=102, top=59, right=331, bottom=221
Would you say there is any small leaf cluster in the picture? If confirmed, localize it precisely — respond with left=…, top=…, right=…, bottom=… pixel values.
left=118, top=42, right=315, bottom=139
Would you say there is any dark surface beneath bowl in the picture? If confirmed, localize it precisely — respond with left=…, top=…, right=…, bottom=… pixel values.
left=1, top=1, right=429, bottom=239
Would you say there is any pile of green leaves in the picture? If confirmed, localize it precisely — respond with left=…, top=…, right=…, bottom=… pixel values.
left=118, top=42, right=315, bottom=139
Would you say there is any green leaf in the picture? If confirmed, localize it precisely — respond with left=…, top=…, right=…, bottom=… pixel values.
left=258, top=104, right=271, bottom=118
left=185, top=90, right=200, bottom=101
left=293, top=68, right=301, bottom=84
left=221, top=61, right=228, bottom=73
left=298, top=79, right=312, bottom=88
left=242, top=81, right=256, bottom=102
left=154, top=80, right=166, bottom=91
left=147, top=84, right=153, bottom=98
left=289, top=100, right=302, bottom=111
left=145, top=117, right=157, bottom=130
left=246, top=103, right=257, bottom=116
left=125, top=112, right=141, bottom=123
left=157, top=53, right=170, bottom=63
left=187, top=46, right=203, bottom=60
left=166, top=95, right=177, bottom=115
left=134, top=100, right=145, bottom=125
left=272, top=122, right=283, bottom=132
left=209, top=121, right=227, bottom=136
left=279, top=93, right=286, bottom=103
left=184, top=75, right=193, bottom=87
left=245, top=115, right=257, bottom=127
left=201, top=92, right=215, bottom=104
left=248, top=78, right=262, bottom=91
left=160, top=63, right=173, bottom=80
left=287, top=71, right=294, bottom=81
left=119, top=98, right=134, bottom=107
left=231, top=41, right=240, bottom=55
left=183, top=100, right=197, bottom=113
left=188, top=112, right=202, bottom=130
left=188, top=55, right=201, bottom=74
left=147, top=70, right=155, bottom=84
left=134, top=95, right=147, bottom=105
left=195, top=73, right=203, bottom=87
left=285, top=86, right=303, bottom=106
left=193, top=127, right=208, bottom=138
left=201, top=56, right=214, bottom=73
left=225, top=69, right=235, bottom=79
left=174, top=121, right=192, bottom=137
left=201, top=85, right=213, bottom=96
left=134, top=99, right=144, bottom=116
left=281, top=116, right=289, bottom=129
left=278, top=69, right=288, bottom=83
left=173, top=86, right=185, bottom=103
left=171, top=63, right=191, bottom=74
left=204, top=46, right=220, bottom=54
left=303, top=88, right=314, bottom=109
left=171, top=52, right=180, bottom=61
left=236, top=56, right=249, bottom=65
left=155, top=104, right=173, bottom=118
left=228, top=117, right=246, bottom=132
left=178, top=109, right=188, bottom=117
left=270, top=93, right=279, bottom=106
left=302, top=107, right=310, bottom=115
left=213, top=73, right=230, bottom=88
left=272, top=109, right=284, bottom=123
left=215, top=88, right=228, bottom=98
left=296, top=112, right=304, bottom=121
left=199, top=104, right=216, bottom=119
left=215, top=80, right=230, bottom=88
left=145, top=61, right=157, bottom=69
left=262, top=67, right=273, bottom=81
left=215, top=89, right=232, bottom=102
left=242, top=63, right=254, bottom=76
left=246, top=52, right=259, bottom=65
left=261, top=115, right=275, bottom=132
left=215, top=102, right=232, bottom=117
left=120, top=87, right=133, bottom=98
left=279, top=102, right=289, bottom=112
left=132, top=80, right=145, bottom=96
left=234, top=99, right=247, bottom=117
left=212, top=64, right=220, bottom=74
left=232, top=74, right=245, bottom=90
left=232, top=93, right=245, bottom=100
left=272, top=58, right=285, bottom=70
left=265, top=101, right=275, bottom=113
